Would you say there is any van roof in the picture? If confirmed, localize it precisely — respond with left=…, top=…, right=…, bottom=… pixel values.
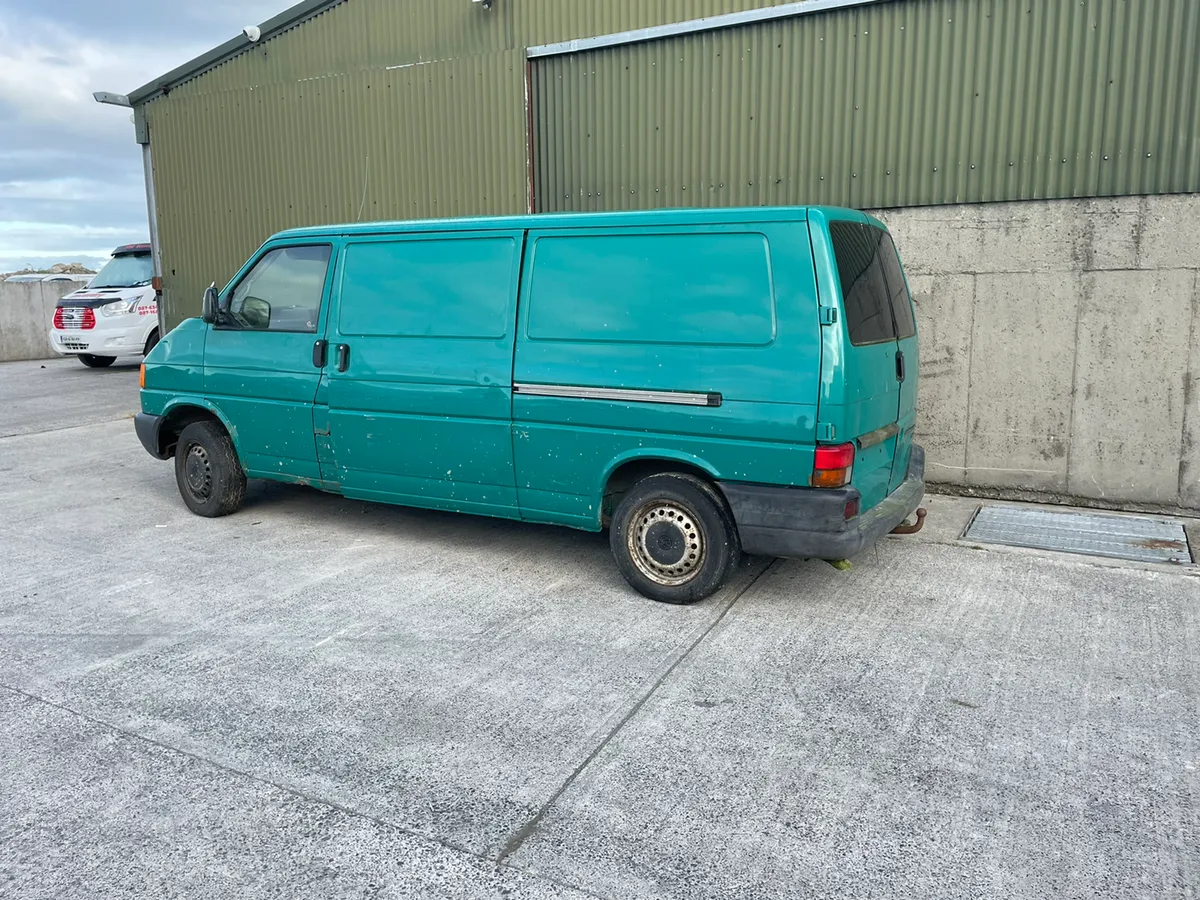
left=272, top=205, right=874, bottom=241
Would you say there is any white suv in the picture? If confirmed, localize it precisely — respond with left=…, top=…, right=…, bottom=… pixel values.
left=50, top=243, right=160, bottom=368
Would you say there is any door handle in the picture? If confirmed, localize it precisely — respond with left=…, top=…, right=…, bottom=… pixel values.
left=336, top=343, right=350, bottom=372
left=896, top=350, right=905, bottom=382
left=312, top=339, right=327, bottom=368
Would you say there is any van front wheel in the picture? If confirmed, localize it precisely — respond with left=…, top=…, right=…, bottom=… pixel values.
left=610, top=473, right=740, bottom=604
left=174, top=420, right=246, bottom=517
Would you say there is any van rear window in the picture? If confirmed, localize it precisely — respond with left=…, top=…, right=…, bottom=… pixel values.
left=878, top=233, right=916, bottom=339
left=526, top=233, right=775, bottom=346
left=829, top=222, right=896, bottom=346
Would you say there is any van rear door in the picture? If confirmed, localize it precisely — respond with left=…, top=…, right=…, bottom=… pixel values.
left=822, top=219, right=902, bottom=513
left=876, top=230, right=919, bottom=493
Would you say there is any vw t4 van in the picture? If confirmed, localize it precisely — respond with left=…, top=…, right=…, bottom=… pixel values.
left=136, top=207, right=924, bottom=603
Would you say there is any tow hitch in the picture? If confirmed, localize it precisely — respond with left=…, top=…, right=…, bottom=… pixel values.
left=891, top=507, right=927, bottom=535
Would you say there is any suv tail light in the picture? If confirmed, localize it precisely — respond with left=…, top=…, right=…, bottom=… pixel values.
left=812, top=442, right=854, bottom=488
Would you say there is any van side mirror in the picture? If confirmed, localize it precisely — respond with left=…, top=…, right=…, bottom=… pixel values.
left=201, top=284, right=219, bottom=324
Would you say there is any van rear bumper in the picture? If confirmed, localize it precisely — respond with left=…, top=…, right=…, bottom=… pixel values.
left=719, top=445, right=925, bottom=560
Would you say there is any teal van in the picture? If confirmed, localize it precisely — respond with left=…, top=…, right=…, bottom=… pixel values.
left=136, top=207, right=924, bottom=603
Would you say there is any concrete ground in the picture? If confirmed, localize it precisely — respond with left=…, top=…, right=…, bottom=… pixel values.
left=1, top=357, right=1197, bottom=900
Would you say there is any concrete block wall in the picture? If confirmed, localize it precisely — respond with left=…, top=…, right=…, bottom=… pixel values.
left=875, top=194, right=1200, bottom=512
left=0, top=282, right=77, bottom=362
left=0, top=285, right=77, bottom=362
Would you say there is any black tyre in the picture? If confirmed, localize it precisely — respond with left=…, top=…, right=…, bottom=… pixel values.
left=610, top=473, right=741, bottom=604
left=143, top=329, right=160, bottom=355
left=78, top=354, right=116, bottom=368
left=174, top=420, right=247, bottom=517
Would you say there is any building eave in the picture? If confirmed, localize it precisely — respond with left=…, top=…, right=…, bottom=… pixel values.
left=128, top=0, right=348, bottom=107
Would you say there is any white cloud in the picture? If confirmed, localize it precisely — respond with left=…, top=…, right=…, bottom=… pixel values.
left=0, top=13, right=186, bottom=266
left=185, top=1, right=293, bottom=28
left=0, top=16, right=206, bottom=137
left=0, top=220, right=130, bottom=236
left=0, top=176, right=141, bottom=202
left=0, top=220, right=144, bottom=268
left=0, top=2, right=289, bottom=269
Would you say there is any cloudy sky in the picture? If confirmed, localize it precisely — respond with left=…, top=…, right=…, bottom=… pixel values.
left=0, top=0, right=290, bottom=272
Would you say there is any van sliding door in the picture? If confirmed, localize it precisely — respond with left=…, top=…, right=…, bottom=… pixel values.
left=318, top=231, right=524, bottom=517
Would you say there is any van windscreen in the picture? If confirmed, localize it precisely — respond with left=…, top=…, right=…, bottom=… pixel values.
left=89, top=253, right=153, bottom=289
left=829, top=222, right=912, bottom=346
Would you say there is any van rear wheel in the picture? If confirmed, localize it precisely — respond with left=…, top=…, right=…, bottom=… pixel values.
left=610, top=473, right=740, bottom=604
left=174, top=420, right=246, bottom=517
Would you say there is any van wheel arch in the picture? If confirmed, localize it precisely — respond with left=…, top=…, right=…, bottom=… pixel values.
left=143, top=328, right=160, bottom=355
left=608, top=471, right=742, bottom=603
left=601, top=457, right=725, bottom=528
left=157, top=406, right=229, bottom=460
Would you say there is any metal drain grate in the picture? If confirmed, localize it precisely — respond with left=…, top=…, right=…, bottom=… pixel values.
left=963, top=505, right=1191, bottom=565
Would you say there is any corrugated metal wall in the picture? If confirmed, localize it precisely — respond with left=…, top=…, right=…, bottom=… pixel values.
left=533, top=0, right=1200, bottom=212
left=513, top=0, right=792, bottom=46
left=533, top=11, right=860, bottom=212
left=146, top=0, right=812, bottom=326
left=148, top=49, right=525, bottom=324
left=166, top=0, right=513, bottom=99
left=150, top=52, right=527, bottom=323
left=144, top=0, right=1200, bottom=325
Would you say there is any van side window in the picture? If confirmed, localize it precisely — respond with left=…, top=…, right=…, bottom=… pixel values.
left=877, top=232, right=916, bottom=339
left=526, top=233, right=775, bottom=346
left=339, top=238, right=517, bottom=339
left=227, top=245, right=331, bottom=333
left=829, top=222, right=896, bottom=346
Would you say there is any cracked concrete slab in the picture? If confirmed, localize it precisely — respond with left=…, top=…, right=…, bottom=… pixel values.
left=508, top=541, right=1200, bottom=899
left=0, top=690, right=593, bottom=900
left=2, top=356, right=1198, bottom=899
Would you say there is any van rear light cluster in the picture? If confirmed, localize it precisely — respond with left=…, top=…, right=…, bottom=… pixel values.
left=53, top=307, right=95, bottom=330
left=811, top=442, right=854, bottom=489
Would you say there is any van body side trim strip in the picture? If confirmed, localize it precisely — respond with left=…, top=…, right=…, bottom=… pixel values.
left=513, top=382, right=722, bottom=408
left=856, top=422, right=900, bottom=450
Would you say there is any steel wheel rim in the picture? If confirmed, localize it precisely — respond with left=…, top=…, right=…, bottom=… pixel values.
left=184, top=442, right=213, bottom=501
left=628, top=500, right=705, bottom=586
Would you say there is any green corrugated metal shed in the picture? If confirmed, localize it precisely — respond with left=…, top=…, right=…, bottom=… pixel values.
left=129, top=0, right=1200, bottom=328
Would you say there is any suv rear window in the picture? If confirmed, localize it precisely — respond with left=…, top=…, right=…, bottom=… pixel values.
left=829, top=222, right=915, bottom=344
